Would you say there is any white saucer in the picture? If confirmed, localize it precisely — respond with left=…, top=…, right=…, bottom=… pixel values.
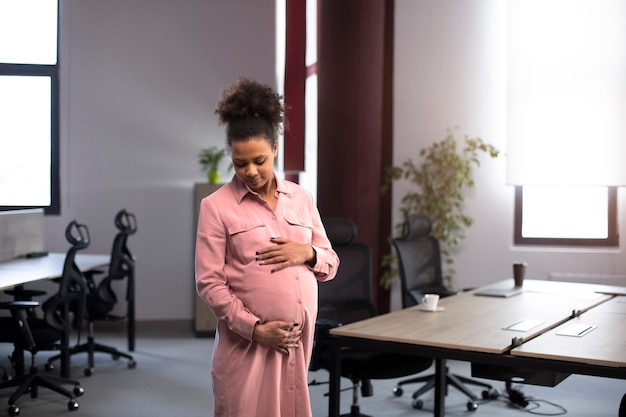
left=419, top=306, right=444, bottom=312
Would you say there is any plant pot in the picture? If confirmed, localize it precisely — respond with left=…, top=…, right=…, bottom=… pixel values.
left=208, top=170, right=220, bottom=184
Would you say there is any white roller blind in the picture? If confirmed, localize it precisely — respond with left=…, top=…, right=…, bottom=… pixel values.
left=506, top=0, right=626, bottom=186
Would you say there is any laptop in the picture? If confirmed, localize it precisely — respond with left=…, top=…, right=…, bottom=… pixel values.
left=474, top=287, right=524, bottom=298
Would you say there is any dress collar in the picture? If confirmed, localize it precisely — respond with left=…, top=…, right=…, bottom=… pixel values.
left=230, top=174, right=293, bottom=204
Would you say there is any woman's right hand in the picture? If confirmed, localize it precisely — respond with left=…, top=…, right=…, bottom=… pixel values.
left=252, top=320, right=302, bottom=355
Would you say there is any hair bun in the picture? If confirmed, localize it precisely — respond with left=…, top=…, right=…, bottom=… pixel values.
left=215, top=76, right=284, bottom=126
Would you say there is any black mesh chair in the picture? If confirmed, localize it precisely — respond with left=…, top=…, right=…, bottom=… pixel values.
left=3, top=287, right=47, bottom=320
left=391, top=213, right=493, bottom=411
left=309, top=217, right=433, bottom=417
left=0, top=220, right=89, bottom=416
left=46, top=209, right=137, bottom=376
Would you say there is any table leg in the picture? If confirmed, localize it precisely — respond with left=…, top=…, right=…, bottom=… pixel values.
left=61, top=331, right=70, bottom=378
left=328, top=340, right=341, bottom=417
left=61, top=304, right=70, bottom=378
left=433, top=358, right=446, bottom=417
left=128, top=273, right=135, bottom=352
left=9, top=309, right=29, bottom=376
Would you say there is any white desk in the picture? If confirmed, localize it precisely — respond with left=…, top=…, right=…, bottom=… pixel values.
left=0, top=253, right=110, bottom=290
left=0, top=252, right=110, bottom=378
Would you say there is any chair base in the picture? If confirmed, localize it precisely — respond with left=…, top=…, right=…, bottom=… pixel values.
left=47, top=335, right=136, bottom=377
left=340, top=381, right=374, bottom=417
left=341, top=404, right=372, bottom=417
left=0, top=366, right=83, bottom=414
left=394, top=367, right=493, bottom=406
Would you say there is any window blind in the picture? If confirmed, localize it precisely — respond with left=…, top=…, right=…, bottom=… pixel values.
left=506, top=0, right=626, bottom=186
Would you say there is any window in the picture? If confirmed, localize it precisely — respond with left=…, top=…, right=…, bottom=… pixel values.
left=514, top=186, right=618, bottom=247
left=507, top=0, right=624, bottom=246
left=0, top=0, right=60, bottom=214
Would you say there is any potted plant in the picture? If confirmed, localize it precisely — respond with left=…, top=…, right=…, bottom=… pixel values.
left=380, top=128, right=499, bottom=290
left=198, top=146, right=229, bottom=184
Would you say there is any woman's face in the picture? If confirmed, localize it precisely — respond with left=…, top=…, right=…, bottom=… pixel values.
left=231, top=136, right=277, bottom=193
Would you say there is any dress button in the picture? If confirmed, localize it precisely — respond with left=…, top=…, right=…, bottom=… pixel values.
left=297, top=299, right=302, bottom=304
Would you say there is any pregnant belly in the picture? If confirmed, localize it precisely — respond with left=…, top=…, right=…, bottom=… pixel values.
left=231, top=265, right=316, bottom=323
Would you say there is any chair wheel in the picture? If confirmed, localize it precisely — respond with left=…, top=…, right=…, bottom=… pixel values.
left=392, top=386, right=403, bottom=396
left=467, top=401, right=478, bottom=411
left=73, top=385, right=85, bottom=396
left=68, top=399, right=79, bottom=411
left=482, top=388, right=499, bottom=400
left=84, top=367, right=94, bottom=377
left=412, top=399, right=424, bottom=409
left=128, top=360, right=137, bottom=369
left=8, top=404, right=20, bottom=417
left=113, top=354, right=120, bottom=360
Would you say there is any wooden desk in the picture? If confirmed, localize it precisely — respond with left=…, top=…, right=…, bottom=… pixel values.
left=328, top=280, right=626, bottom=417
left=0, top=252, right=110, bottom=377
left=513, top=296, right=626, bottom=367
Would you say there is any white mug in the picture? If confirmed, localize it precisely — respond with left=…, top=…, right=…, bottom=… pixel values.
left=421, top=294, right=440, bottom=311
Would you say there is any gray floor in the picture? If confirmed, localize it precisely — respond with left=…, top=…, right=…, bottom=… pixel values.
left=0, top=322, right=624, bottom=417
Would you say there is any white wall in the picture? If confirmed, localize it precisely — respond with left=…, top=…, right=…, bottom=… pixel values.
left=392, top=0, right=626, bottom=309
left=41, top=0, right=276, bottom=320
left=30, top=0, right=625, bottom=320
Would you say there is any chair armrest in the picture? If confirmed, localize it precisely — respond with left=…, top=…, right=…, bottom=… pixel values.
left=0, top=301, right=38, bottom=349
left=0, top=300, right=39, bottom=310
left=316, top=317, right=343, bottom=328
left=83, top=269, right=106, bottom=291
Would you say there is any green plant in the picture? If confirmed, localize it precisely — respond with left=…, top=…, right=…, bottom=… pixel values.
left=199, top=146, right=226, bottom=171
left=380, top=128, right=499, bottom=290
left=198, top=146, right=231, bottom=184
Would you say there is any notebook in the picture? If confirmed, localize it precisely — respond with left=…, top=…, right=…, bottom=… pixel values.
left=474, top=287, right=524, bottom=298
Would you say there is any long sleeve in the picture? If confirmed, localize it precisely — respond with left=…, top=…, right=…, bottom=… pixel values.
left=195, top=194, right=260, bottom=340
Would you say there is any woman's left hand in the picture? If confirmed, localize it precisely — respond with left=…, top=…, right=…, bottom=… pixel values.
left=255, top=237, right=315, bottom=273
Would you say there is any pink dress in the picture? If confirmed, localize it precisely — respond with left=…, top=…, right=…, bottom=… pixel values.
left=195, top=175, right=339, bottom=417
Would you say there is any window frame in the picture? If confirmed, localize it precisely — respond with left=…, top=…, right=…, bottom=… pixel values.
left=513, top=186, right=618, bottom=247
left=0, top=2, right=60, bottom=215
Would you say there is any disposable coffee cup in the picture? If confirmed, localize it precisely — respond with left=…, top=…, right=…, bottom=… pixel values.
left=421, top=294, right=440, bottom=310
left=513, top=261, right=527, bottom=287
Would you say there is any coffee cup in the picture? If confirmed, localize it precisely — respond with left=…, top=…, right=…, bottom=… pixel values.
left=513, top=261, right=527, bottom=287
left=421, top=294, right=440, bottom=311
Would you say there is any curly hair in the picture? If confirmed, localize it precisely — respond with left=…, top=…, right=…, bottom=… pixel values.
left=215, top=76, right=285, bottom=148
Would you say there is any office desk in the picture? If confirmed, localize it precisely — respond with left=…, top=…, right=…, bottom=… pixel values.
left=0, top=253, right=110, bottom=290
left=0, top=252, right=110, bottom=377
left=328, top=280, right=626, bottom=417
left=513, top=295, right=626, bottom=367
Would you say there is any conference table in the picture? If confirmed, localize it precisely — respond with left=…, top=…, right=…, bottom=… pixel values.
left=0, top=252, right=110, bottom=377
left=327, top=279, right=626, bottom=417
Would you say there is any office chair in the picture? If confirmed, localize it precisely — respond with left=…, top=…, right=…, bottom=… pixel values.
left=3, top=287, right=47, bottom=320
left=309, top=217, right=433, bottom=417
left=46, top=209, right=137, bottom=377
left=0, top=220, right=90, bottom=416
left=391, top=213, right=494, bottom=411
left=4, top=262, right=48, bottom=321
